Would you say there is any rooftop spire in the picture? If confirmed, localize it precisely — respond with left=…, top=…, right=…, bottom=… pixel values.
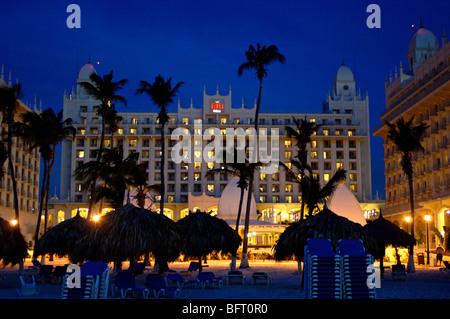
left=420, top=15, right=423, bottom=28
left=341, top=56, right=345, bottom=65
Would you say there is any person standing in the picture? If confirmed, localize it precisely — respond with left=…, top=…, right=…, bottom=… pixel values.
left=436, top=245, right=445, bottom=266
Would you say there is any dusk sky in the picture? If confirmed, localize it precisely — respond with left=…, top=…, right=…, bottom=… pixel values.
left=1, top=0, right=449, bottom=199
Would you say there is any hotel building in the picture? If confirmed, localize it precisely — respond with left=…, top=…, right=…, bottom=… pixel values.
left=50, top=60, right=378, bottom=248
left=0, top=66, right=41, bottom=241
left=373, top=24, right=450, bottom=250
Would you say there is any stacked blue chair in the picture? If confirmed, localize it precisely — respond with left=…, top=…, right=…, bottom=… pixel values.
left=304, top=239, right=342, bottom=299
left=338, top=239, right=376, bottom=299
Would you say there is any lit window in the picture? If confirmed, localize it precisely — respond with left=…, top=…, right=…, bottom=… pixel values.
left=336, top=162, right=344, bottom=169
left=130, top=128, right=137, bottom=135
left=207, top=162, right=214, bottom=169
left=194, top=173, right=201, bottom=181
left=234, top=118, right=240, bottom=124
left=285, top=151, right=292, bottom=159
left=118, top=128, right=123, bottom=135
left=132, top=118, right=138, bottom=124
left=220, top=118, right=227, bottom=124
left=323, top=129, right=329, bottom=136
left=348, top=130, right=355, bottom=136
left=324, top=173, right=330, bottom=182
left=194, top=162, right=201, bottom=170
left=286, top=195, right=293, bottom=203
left=311, top=151, right=318, bottom=159
left=335, top=129, right=342, bottom=135
left=311, top=140, right=317, bottom=148
left=350, top=184, right=357, bottom=192
left=182, top=118, right=189, bottom=125
left=285, top=140, right=292, bottom=148
left=129, top=139, right=137, bottom=147
left=77, top=151, right=84, bottom=158
left=207, top=184, right=215, bottom=192
left=260, top=173, right=266, bottom=181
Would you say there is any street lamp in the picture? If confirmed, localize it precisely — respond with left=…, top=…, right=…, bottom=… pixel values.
left=424, top=214, right=431, bottom=265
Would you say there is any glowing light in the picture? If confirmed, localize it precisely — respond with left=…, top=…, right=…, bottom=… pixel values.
left=405, top=216, right=411, bottom=223
left=97, top=61, right=100, bottom=65
left=411, top=24, right=415, bottom=28
left=11, top=219, right=18, bottom=226
left=424, top=214, right=431, bottom=222
left=92, top=215, right=101, bottom=222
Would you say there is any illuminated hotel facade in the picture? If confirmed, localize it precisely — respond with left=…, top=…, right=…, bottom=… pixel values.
left=0, top=66, right=41, bottom=241
left=373, top=24, right=450, bottom=250
left=50, top=60, right=380, bottom=248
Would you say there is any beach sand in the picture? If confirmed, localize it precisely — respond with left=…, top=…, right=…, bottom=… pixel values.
left=0, top=257, right=449, bottom=300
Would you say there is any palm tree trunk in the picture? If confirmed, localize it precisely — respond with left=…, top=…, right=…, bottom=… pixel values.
left=160, top=124, right=165, bottom=215
left=33, top=159, right=48, bottom=258
left=240, top=78, right=263, bottom=269
left=231, top=187, right=245, bottom=270
left=407, top=174, right=416, bottom=273
left=43, top=149, right=56, bottom=234
left=7, top=123, right=20, bottom=226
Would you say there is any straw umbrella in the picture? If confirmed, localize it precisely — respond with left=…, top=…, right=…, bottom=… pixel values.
left=73, top=204, right=181, bottom=271
left=0, top=217, right=28, bottom=267
left=274, top=207, right=378, bottom=264
left=176, top=211, right=242, bottom=272
left=364, top=213, right=416, bottom=278
left=35, top=212, right=94, bottom=263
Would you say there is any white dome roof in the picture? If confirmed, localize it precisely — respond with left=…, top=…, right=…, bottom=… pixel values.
left=218, top=177, right=257, bottom=220
left=334, top=64, right=354, bottom=82
left=408, top=27, right=438, bottom=54
left=78, top=62, right=96, bottom=80
left=327, top=182, right=366, bottom=225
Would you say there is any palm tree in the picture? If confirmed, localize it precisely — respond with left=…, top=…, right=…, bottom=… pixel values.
left=128, top=161, right=160, bottom=210
left=210, top=149, right=262, bottom=269
left=79, top=70, right=128, bottom=219
left=15, top=108, right=76, bottom=257
left=0, top=83, right=24, bottom=227
left=285, top=116, right=322, bottom=220
left=136, top=75, right=183, bottom=216
left=0, top=142, right=8, bottom=181
left=385, top=115, right=428, bottom=273
left=237, top=43, right=285, bottom=268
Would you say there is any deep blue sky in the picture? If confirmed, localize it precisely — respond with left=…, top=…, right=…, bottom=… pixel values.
left=1, top=0, right=449, bottom=200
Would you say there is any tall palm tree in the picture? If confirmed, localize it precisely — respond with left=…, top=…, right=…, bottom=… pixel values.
left=15, top=108, right=76, bottom=257
left=136, top=75, right=183, bottom=216
left=128, top=160, right=160, bottom=209
left=385, top=115, right=428, bottom=273
left=285, top=116, right=322, bottom=220
left=0, top=142, right=7, bottom=181
left=237, top=43, right=285, bottom=268
left=0, top=83, right=24, bottom=227
left=211, top=149, right=262, bottom=269
left=79, top=70, right=128, bottom=219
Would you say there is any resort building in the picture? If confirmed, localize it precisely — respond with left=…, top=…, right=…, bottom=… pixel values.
left=0, top=66, right=41, bottom=241
left=373, top=23, right=450, bottom=250
left=50, top=59, right=380, bottom=249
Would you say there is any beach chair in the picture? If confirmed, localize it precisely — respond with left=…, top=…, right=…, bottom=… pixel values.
left=36, top=265, right=53, bottom=283
left=52, top=265, right=68, bottom=284
left=16, top=275, right=40, bottom=296
left=251, top=272, right=272, bottom=286
left=114, top=271, right=148, bottom=298
left=80, top=261, right=111, bottom=299
left=61, top=275, right=97, bottom=299
left=166, top=272, right=197, bottom=289
left=304, top=239, right=342, bottom=299
left=338, top=239, right=376, bottom=299
left=391, top=264, right=407, bottom=281
left=180, top=261, right=200, bottom=278
left=27, top=259, right=42, bottom=271
left=226, top=270, right=245, bottom=285
left=145, top=274, right=180, bottom=298
left=197, top=272, right=223, bottom=289
left=439, top=261, right=450, bottom=275
left=129, top=262, right=146, bottom=276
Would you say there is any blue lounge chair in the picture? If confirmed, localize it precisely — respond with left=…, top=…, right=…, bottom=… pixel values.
left=36, top=265, right=53, bottom=283
left=251, top=272, right=271, bottom=286
left=145, top=274, right=180, bottom=298
left=115, top=271, right=148, bottom=298
left=226, top=270, right=245, bottom=285
left=197, top=272, right=223, bottom=289
left=166, top=273, right=197, bottom=288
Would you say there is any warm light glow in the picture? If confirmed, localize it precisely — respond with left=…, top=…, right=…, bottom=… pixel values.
left=411, top=24, right=415, bottom=28
left=424, top=214, right=431, bottom=222
left=10, top=219, right=18, bottom=226
left=92, top=215, right=101, bottom=222
left=405, top=216, right=411, bottom=223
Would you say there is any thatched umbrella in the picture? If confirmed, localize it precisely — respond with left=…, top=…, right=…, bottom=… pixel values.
left=35, top=212, right=94, bottom=263
left=176, top=211, right=242, bottom=272
left=274, top=207, right=378, bottom=263
left=0, top=217, right=28, bottom=267
left=73, top=204, right=180, bottom=270
left=364, top=212, right=416, bottom=278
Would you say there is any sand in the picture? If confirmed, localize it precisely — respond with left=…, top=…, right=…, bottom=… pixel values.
left=0, top=257, right=449, bottom=300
